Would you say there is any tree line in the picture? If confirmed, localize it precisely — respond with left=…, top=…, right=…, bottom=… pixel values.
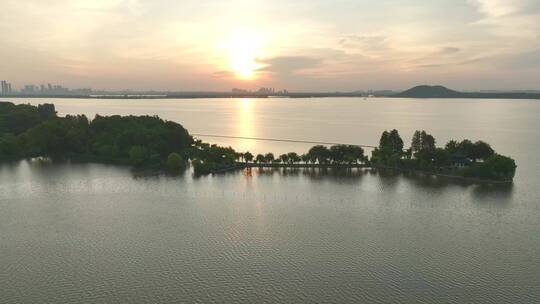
left=0, top=102, right=193, bottom=171
left=371, top=129, right=516, bottom=181
left=1, top=102, right=516, bottom=180
left=240, top=145, right=366, bottom=165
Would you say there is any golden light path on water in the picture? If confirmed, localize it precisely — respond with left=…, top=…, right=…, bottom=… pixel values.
left=238, top=98, right=256, bottom=152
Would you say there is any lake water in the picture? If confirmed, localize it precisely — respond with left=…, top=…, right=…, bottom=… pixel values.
left=1, top=97, right=540, bottom=303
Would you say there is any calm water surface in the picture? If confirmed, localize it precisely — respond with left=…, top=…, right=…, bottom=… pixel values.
left=1, top=98, right=539, bottom=303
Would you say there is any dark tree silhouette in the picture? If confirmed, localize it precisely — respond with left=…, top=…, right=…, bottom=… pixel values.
left=264, top=153, right=275, bottom=163
left=244, top=152, right=254, bottom=163
left=472, top=141, right=495, bottom=161
left=256, top=154, right=265, bottom=163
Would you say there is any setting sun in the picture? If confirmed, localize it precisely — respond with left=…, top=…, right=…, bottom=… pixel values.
left=227, top=29, right=263, bottom=80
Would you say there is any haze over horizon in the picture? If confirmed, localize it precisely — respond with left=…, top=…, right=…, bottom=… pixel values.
left=1, top=0, right=539, bottom=92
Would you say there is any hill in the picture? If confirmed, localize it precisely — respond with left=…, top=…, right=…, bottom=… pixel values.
left=396, top=85, right=463, bottom=98
left=394, top=85, right=540, bottom=99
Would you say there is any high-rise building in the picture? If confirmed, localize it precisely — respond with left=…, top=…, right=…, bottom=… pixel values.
left=0, top=81, right=15, bottom=95
left=22, top=85, right=37, bottom=94
left=1, top=80, right=7, bottom=95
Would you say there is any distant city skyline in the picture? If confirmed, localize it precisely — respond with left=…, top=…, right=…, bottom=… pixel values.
left=2, top=77, right=540, bottom=95
left=1, top=0, right=539, bottom=91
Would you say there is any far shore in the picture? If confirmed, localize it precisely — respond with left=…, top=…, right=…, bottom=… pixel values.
left=2, top=92, right=540, bottom=100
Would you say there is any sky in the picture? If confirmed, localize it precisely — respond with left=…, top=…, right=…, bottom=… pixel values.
left=0, top=0, right=539, bottom=92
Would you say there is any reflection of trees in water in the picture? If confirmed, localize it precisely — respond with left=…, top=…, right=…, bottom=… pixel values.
left=249, top=167, right=367, bottom=182
left=302, top=168, right=366, bottom=184
left=0, top=159, right=26, bottom=171
left=371, top=168, right=471, bottom=189
left=25, top=158, right=91, bottom=179
left=370, top=168, right=400, bottom=186
left=404, top=172, right=514, bottom=200
left=132, top=168, right=187, bottom=181
left=255, top=167, right=281, bottom=176
left=380, top=169, right=514, bottom=201
left=404, top=172, right=466, bottom=190
left=471, top=183, right=514, bottom=202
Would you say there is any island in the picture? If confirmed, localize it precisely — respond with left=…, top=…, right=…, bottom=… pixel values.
left=0, top=102, right=516, bottom=183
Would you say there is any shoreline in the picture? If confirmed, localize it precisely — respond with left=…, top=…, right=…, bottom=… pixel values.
left=0, top=157, right=513, bottom=185
left=2, top=94, right=540, bottom=100
left=211, top=162, right=513, bottom=185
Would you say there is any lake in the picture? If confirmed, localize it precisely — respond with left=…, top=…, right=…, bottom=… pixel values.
left=1, top=97, right=540, bottom=303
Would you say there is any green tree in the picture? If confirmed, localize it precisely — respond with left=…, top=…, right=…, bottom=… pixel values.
left=235, top=152, right=244, bottom=162
left=330, top=145, right=364, bottom=164
left=0, top=134, right=21, bottom=157
left=255, top=154, right=265, bottom=163
left=287, top=152, right=301, bottom=164
left=308, top=145, right=330, bottom=164
left=375, top=130, right=404, bottom=165
left=458, top=139, right=475, bottom=159
left=330, top=145, right=346, bottom=164
left=389, top=129, right=404, bottom=153
left=472, top=141, right=494, bottom=161
left=411, top=130, right=436, bottom=154
left=432, top=148, right=451, bottom=168
left=411, top=130, right=422, bottom=154
left=37, top=104, right=57, bottom=120
left=0, top=102, right=44, bottom=135
left=463, top=154, right=517, bottom=181
left=264, top=153, right=275, bottom=163
left=129, top=146, right=149, bottom=166
left=445, top=140, right=459, bottom=154
left=244, top=152, right=254, bottom=163
left=482, top=154, right=516, bottom=180
left=421, top=131, right=436, bottom=151
left=166, top=152, right=185, bottom=170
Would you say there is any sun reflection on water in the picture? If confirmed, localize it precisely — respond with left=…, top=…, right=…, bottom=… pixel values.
left=237, top=98, right=256, bottom=152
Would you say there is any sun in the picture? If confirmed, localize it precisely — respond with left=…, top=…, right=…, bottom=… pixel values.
left=227, top=29, right=263, bottom=80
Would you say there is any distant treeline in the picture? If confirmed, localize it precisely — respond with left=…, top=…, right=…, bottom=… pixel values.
left=0, top=102, right=516, bottom=181
left=4, top=85, right=540, bottom=99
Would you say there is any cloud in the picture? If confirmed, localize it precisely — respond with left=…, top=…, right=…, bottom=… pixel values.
left=468, top=0, right=540, bottom=17
left=212, top=70, right=235, bottom=78
left=257, top=56, right=323, bottom=75
left=407, top=46, right=463, bottom=69
left=416, top=64, right=446, bottom=69
left=497, top=50, right=540, bottom=69
left=339, top=35, right=389, bottom=53
left=439, top=47, right=460, bottom=54
left=469, top=0, right=520, bottom=17
left=468, top=0, right=540, bottom=38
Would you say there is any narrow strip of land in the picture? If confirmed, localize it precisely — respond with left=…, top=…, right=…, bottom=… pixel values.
left=191, top=134, right=378, bottom=149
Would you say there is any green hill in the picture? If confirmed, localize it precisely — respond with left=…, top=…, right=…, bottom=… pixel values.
left=396, top=85, right=463, bottom=98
